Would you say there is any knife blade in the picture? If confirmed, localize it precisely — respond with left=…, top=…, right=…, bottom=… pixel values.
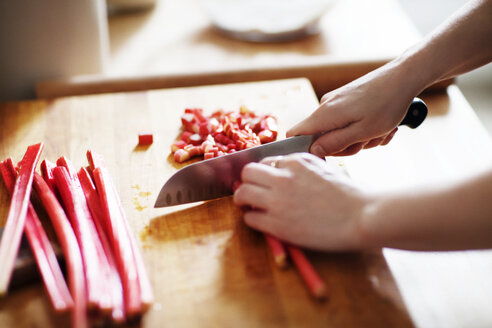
left=155, top=97, right=427, bottom=207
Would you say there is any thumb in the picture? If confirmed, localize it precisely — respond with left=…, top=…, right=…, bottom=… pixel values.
left=310, top=124, right=363, bottom=157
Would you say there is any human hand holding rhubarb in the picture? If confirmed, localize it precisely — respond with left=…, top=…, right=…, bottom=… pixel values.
left=233, top=153, right=368, bottom=251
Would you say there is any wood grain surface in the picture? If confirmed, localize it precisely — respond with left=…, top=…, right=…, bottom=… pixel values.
left=0, top=79, right=414, bottom=327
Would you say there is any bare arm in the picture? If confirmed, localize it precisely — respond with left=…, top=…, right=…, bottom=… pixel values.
left=287, top=0, right=492, bottom=157
left=362, top=168, right=492, bottom=251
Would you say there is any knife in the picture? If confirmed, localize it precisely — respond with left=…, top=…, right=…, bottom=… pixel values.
left=155, top=97, right=427, bottom=207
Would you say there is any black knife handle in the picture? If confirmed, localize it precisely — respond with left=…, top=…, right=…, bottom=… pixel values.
left=399, top=97, right=428, bottom=129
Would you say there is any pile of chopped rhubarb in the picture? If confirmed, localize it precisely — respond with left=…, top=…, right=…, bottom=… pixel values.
left=0, top=143, right=153, bottom=327
left=171, top=106, right=278, bottom=162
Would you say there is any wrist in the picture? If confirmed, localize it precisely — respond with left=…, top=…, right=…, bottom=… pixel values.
left=354, top=192, right=388, bottom=249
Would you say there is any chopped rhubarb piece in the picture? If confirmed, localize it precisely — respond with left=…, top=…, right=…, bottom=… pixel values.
left=180, top=131, right=192, bottom=143
left=287, top=246, right=327, bottom=300
left=180, top=113, right=196, bottom=130
left=201, top=140, right=215, bottom=153
left=209, top=117, right=219, bottom=131
left=235, top=141, right=244, bottom=150
left=0, top=159, right=73, bottom=312
left=227, top=143, right=237, bottom=151
left=138, top=133, right=153, bottom=146
left=0, top=142, right=43, bottom=295
left=189, top=146, right=203, bottom=157
left=33, top=173, right=87, bottom=328
left=265, top=235, right=288, bottom=269
left=78, top=168, right=125, bottom=323
left=189, top=133, right=203, bottom=146
left=217, top=144, right=228, bottom=153
left=204, top=152, right=214, bottom=160
left=199, top=122, right=210, bottom=136
left=53, top=164, right=106, bottom=310
left=258, top=129, right=275, bottom=143
left=210, top=147, right=219, bottom=156
left=171, top=140, right=187, bottom=153
left=174, top=149, right=191, bottom=163
left=194, top=109, right=207, bottom=123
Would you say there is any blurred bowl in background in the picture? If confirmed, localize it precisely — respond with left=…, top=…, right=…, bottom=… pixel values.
left=200, top=0, right=334, bottom=42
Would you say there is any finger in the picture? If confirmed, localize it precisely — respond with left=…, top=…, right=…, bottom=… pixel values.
left=260, top=155, right=285, bottom=168
left=233, top=183, right=271, bottom=209
left=364, top=137, right=385, bottom=149
left=243, top=210, right=277, bottom=235
left=287, top=102, right=351, bottom=138
left=241, top=162, right=279, bottom=188
left=381, top=128, right=398, bottom=146
left=331, top=142, right=366, bottom=157
left=309, top=122, right=363, bottom=157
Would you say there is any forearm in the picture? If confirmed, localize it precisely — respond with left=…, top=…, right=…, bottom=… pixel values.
left=389, top=0, right=492, bottom=95
left=360, top=168, right=492, bottom=251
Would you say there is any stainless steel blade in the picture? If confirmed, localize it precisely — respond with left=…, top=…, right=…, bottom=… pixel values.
left=154, top=135, right=314, bottom=207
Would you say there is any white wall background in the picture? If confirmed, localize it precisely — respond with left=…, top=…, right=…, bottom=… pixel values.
left=398, top=0, right=492, bottom=134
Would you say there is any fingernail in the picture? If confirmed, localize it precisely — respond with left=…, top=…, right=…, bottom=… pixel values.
left=312, top=144, right=326, bottom=157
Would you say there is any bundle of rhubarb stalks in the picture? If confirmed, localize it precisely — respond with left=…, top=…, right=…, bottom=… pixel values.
left=0, top=143, right=153, bottom=327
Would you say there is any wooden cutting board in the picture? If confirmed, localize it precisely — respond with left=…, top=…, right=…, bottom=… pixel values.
left=0, top=78, right=413, bottom=327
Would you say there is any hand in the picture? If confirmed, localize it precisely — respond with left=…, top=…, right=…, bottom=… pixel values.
left=287, top=65, right=416, bottom=157
left=233, top=153, right=370, bottom=251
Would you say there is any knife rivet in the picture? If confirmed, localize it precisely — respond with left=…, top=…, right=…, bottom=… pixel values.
left=166, top=193, right=172, bottom=205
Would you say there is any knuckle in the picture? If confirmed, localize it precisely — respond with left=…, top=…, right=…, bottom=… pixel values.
left=241, top=163, right=256, bottom=181
left=272, top=173, right=292, bottom=189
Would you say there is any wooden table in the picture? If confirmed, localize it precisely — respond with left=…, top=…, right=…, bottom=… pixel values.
left=2, top=77, right=492, bottom=327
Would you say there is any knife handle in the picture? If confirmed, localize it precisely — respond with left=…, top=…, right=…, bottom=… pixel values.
left=399, top=97, right=428, bottom=129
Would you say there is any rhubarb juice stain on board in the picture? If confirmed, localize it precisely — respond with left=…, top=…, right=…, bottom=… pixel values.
left=132, top=186, right=151, bottom=211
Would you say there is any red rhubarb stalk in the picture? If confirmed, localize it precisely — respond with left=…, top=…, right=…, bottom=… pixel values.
left=0, top=159, right=73, bottom=311
left=78, top=167, right=125, bottom=322
left=286, top=246, right=327, bottom=300
left=41, top=159, right=58, bottom=193
left=265, top=235, right=288, bottom=269
left=88, top=150, right=153, bottom=310
left=56, top=157, right=113, bottom=312
left=33, top=173, right=88, bottom=328
left=0, top=142, right=43, bottom=294
left=53, top=164, right=106, bottom=310
left=92, top=167, right=142, bottom=316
